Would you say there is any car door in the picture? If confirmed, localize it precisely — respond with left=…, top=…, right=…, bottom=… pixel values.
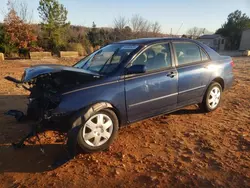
left=124, top=43, right=178, bottom=122
left=172, top=41, right=211, bottom=106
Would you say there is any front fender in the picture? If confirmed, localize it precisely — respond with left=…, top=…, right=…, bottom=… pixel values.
left=52, top=80, right=127, bottom=124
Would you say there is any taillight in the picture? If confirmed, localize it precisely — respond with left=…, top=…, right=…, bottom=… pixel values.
left=230, top=61, right=234, bottom=67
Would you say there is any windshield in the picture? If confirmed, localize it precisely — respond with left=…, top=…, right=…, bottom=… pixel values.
left=73, top=44, right=139, bottom=74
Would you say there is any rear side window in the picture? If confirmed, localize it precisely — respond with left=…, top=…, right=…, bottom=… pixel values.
left=173, top=42, right=202, bottom=66
left=201, top=49, right=209, bottom=61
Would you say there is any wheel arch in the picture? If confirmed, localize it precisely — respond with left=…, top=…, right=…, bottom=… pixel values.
left=90, top=102, right=122, bottom=127
left=71, top=101, right=122, bottom=128
left=211, top=77, right=224, bottom=91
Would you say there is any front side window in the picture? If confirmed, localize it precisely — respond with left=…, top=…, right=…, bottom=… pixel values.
left=74, top=44, right=139, bottom=74
left=130, top=43, right=172, bottom=72
left=173, top=42, right=202, bottom=66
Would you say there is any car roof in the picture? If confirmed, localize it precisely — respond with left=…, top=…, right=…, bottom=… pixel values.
left=115, top=37, right=221, bottom=60
left=116, top=37, right=196, bottom=45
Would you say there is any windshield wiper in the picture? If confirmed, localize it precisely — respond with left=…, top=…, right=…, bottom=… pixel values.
left=99, top=48, right=120, bottom=73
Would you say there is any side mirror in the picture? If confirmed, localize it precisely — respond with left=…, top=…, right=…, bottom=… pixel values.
left=126, top=65, right=146, bottom=74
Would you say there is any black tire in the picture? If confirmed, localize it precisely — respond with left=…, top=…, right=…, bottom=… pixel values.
left=67, top=108, right=119, bottom=155
left=67, top=125, right=81, bottom=157
left=200, top=82, right=222, bottom=112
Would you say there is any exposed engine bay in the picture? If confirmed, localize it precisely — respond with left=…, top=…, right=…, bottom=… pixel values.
left=5, top=66, right=99, bottom=121
left=4, top=64, right=100, bottom=159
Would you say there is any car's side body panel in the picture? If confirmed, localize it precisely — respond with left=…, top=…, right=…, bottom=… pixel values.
left=170, top=40, right=211, bottom=106
left=194, top=41, right=233, bottom=91
left=125, top=68, right=178, bottom=122
left=175, top=63, right=207, bottom=106
left=222, top=60, right=234, bottom=90
left=201, top=57, right=233, bottom=94
left=53, top=76, right=128, bottom=125
left=50, top=38, right=233, bottom=127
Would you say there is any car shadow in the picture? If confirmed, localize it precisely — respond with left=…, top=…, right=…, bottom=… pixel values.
left=0, top=95, right=204, bottom=173
left=0, top=144, right=69, bottom=173
left=0, top=94, right=72, bottom=173
left=171, top=108, right=203, bottom=115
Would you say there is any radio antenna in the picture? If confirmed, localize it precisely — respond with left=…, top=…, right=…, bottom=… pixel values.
left=176, top=23, right=183, bottom=35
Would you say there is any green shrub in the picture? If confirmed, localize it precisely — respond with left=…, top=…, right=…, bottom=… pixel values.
left=0, top=44, right=18, bottom=57
left=67, top=43, right=87, bottom=56
left=0, top=45, right=4, bottom=53
left=81, top=37, right=94, bottom=55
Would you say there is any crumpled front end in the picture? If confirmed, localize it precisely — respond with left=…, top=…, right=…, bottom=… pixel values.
left=4, top=64, right=100, bottom=125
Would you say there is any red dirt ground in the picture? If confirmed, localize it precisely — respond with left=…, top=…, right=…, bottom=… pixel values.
left=0, top=57, right=249, bottom=187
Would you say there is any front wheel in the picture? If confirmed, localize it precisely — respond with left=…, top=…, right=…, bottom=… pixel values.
left=67, top=108, right=119, bottom=155
left=200, top=82, right=222, bottom=112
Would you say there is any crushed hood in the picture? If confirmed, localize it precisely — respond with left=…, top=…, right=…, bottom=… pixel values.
left=22, top=64, right=100, bottom=83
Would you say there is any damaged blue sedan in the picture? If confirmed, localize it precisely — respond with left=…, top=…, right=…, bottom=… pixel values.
left=5, top=38, right=234, bottom=155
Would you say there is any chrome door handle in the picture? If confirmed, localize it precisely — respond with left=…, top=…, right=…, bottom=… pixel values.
left=167, top=72, right=176, bottom=78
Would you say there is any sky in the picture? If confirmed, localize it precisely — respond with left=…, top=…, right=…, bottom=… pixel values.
left=0, top=0, right=249, bottom=34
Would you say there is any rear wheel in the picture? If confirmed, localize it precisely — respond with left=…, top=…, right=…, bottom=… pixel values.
left=200, top=82, right=222, bottom=112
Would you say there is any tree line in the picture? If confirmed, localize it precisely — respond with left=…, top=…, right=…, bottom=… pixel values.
left=0, top=0, right=165, bottom=58
left=0, top=0, right=249, bottom=58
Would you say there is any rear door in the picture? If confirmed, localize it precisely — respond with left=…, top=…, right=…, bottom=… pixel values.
left=125, top=43, right=178, bottom=122
left=172, top=41, right=211, bottom=106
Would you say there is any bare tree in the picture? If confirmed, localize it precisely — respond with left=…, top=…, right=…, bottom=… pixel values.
left=113, top=16, right=128, bottom=30
left=151, top=21, right=161, bottom=35
left=131, top=14, right=160, bottom=37
left=186, top=27, right=212, bottom=39
left=6, top=0, right=33, bottom=23
left=19, top=1, right=33, bottom=23
left=187, top=27, right=202, bottom=38
left=130, top=14, right=145, bottom=33
left=140, top=20, right=151, bottom=33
